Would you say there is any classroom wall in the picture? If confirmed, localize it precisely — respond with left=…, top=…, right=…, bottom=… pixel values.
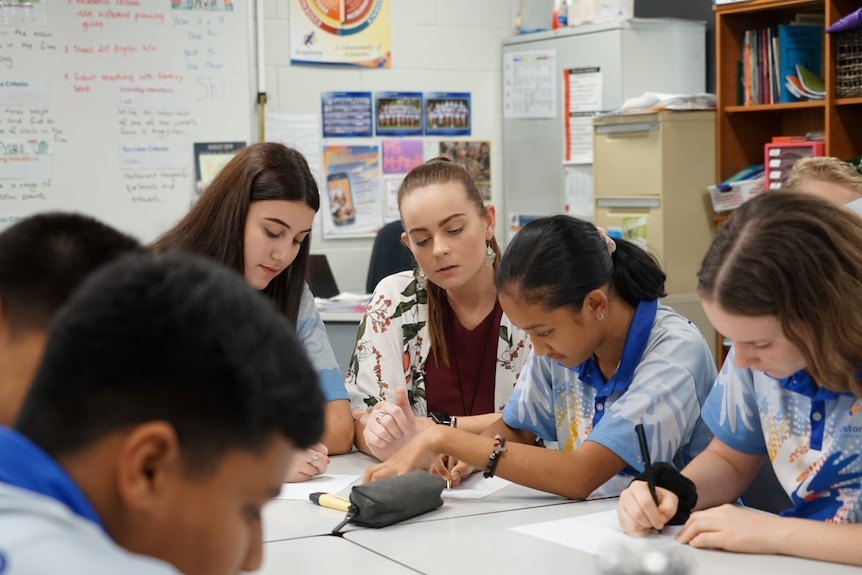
left=263, top=0, right=517, bottom=293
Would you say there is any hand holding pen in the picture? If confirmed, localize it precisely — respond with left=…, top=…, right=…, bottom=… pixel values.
left=635, top=423, right=661, bottom=533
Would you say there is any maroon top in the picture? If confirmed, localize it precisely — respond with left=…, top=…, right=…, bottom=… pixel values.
left=424, top=299, right=503, bottom=416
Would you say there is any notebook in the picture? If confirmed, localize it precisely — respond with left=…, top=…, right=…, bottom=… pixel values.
left=308, top=254, right=340, bottom=299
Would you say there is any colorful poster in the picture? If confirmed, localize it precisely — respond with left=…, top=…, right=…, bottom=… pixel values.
left=375, top=92, right=422, bottom=136
left=321, top=92, right=373, bottom=138
left=322, top=145, right=382, bottom=239
left=425, top=92, right=471, bottom=136
left=193, top=141, right=245, bottom=199
left=439, top=140, right=490, bottom=200
left=382, top=140, right=423, bottom=174
left=289, top=0, right=391, bottom=68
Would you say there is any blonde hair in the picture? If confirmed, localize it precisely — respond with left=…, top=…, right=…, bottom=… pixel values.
left=784, top=156, right=862, bottom=196
left=398, top=158, right=501, bottom=367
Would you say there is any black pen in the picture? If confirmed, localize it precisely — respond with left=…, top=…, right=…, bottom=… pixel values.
left=635, top=423, right=658, bottom=505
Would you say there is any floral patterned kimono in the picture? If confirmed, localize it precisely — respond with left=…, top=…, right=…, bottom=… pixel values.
left=346, top=271, right=531, bottom=416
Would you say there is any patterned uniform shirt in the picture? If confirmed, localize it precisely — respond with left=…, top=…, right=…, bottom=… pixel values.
left=703, top=348, right=862, bottom=522
left=502, top=301, right=716, bottom=486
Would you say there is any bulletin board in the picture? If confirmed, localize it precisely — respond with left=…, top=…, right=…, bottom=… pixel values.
left=0, top=1, right=255, bottom=241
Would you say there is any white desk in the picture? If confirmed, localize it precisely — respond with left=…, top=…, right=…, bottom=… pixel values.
left=343, top=499, right=861, bottom=575
left=262, top=451, right=375, bottom=542
left=263, top=452, right=576, bottom=542
left=258, top=535, right=417, bottom=575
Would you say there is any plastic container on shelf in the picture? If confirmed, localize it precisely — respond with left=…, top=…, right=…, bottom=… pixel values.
left=708, top=176, right=765, bottom=213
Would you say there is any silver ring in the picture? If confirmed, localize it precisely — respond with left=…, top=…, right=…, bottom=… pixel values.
left=374, top=411, right=387, bottom=422
left=309, top=451, right=319, bottom=464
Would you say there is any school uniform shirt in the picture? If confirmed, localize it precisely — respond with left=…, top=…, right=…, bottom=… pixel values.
left=345, top=271, right=531, bottom=416
left=298, top=284, right=350, bottom=402
left=0, top=427, right=179, bottom=575
left=502, top=301, right=716, bottom=495
left=845, top=196, right=862, bottom=218
left=703, top=348, right=862, bottom=522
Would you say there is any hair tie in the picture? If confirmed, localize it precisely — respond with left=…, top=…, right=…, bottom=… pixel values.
left=596, top=226, right=616, bottom=255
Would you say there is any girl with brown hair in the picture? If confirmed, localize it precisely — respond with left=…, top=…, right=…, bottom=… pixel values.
left=152, top=142, right=353, bottom=480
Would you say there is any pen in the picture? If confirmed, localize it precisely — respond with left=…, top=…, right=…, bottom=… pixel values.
left=635, top=423, right=658, bottom=506
left=446, top=415, right=458, bottom=489
left=309, top=492, right=351, bottom=513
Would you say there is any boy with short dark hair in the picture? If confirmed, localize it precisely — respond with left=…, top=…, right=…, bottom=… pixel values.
left=0, top=252, right=324, bottom=575
left=0, top=212, right=141, bottom=425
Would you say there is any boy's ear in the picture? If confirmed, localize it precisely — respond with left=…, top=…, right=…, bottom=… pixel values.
left=115, top=421, right=183, bottom=511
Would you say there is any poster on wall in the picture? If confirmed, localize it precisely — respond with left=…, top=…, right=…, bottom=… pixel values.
left=425, top=92, right=471, bottom=136
left=193, top=141, right=245, bottom=201
left=321, top=92, right=373, bottom=138
left=503, top=50, right=557, bottom=119
left=289, top=0, right=391, bottom=68
left=375, top=92, right=422, bottom=136
left=563, top=67, right=602, bottom=164
left=322, top=145, right=383, bottom=239
left=439, top=140, right=490, bottom=200
left=382, top=139, right=423, bottom=174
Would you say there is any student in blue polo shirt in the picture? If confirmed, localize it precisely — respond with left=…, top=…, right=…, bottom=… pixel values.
left=617, top=192, right=862, bottom=566
left=0, top=253, right=323, bottom=575
left=363, top=215, right=716, bottom=499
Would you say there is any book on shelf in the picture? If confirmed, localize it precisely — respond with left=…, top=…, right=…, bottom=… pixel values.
left=777, top=24, right=823, bottom=103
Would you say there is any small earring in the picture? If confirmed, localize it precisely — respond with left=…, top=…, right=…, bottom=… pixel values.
left=484, top=243, right=495, bottom=267
left=415, top=267, right=427, bottom=290
left=596, top=312, right=604, bottom=321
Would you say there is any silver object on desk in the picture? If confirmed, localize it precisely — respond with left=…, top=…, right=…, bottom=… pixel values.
left=597, top=542, right=690, bottom=575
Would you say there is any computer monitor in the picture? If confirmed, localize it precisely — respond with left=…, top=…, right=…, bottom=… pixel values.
left=308, top=254, right=340, bottom=299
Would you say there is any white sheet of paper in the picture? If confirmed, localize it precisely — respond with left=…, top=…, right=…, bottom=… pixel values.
left=511, top=509, right=682, bottom=555
left=276, top=474, right=359, bottom=501
left=441, top=473, right=510, bottom=499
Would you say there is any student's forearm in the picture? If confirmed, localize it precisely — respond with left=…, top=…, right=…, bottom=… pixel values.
left=450, top=412, right=503, bottom=434
left=763, top=518, right=862, bottom=565
left=681, top=438, right=763, bottom=510
left=320, top=399, right=354, bottom=454
left=428, top=425, right=625, bottom=500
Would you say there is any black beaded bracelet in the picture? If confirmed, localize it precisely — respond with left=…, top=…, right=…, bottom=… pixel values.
left=482, top=434, right=507, bottom=478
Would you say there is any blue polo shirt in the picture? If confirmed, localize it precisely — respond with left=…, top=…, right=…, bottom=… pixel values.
left=0, top=427, right=102, bottom=528
left=502, top=302, right=716, bottom=477
left=703, top=349, right=862, bottom=522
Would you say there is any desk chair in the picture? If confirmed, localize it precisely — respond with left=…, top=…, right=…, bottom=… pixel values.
left=365, top=220, right=415, bottom=294
left=740, top=458, right=791, bottom=514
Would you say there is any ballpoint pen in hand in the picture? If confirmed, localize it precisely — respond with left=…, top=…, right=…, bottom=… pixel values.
left=635, top=423, right=658, bottom=505
left=446, top=415, right=458, bottom=489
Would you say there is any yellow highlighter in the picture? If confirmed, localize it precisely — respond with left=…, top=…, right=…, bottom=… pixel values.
left=309, top=492, right=351, bottom=513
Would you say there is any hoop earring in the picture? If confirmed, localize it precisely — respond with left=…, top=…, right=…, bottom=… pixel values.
left=484, top=243, right=495, bottom=267
left=596, top=312, right=604, bottom=321
left=414, top=267, right=427, bottom=290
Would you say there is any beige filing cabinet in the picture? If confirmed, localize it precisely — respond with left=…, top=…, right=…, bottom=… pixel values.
left=593, top=111, right=716, bottom=357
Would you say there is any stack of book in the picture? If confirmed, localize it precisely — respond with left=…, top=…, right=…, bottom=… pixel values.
left=740, top=16, right=824, bottom=105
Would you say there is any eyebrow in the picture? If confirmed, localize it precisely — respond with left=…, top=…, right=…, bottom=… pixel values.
left=265, top=218, right=312, bottom=234
left=407, top=213, right=467, bottom=234
left=519, top=323, right=548, bottom=331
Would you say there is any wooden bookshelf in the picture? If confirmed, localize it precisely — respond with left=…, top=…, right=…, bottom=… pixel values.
left=714, top=0, right=862, bottom=367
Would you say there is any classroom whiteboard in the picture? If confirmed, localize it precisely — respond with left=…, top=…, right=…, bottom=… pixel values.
left=0, top=1, right=256, bottom=241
